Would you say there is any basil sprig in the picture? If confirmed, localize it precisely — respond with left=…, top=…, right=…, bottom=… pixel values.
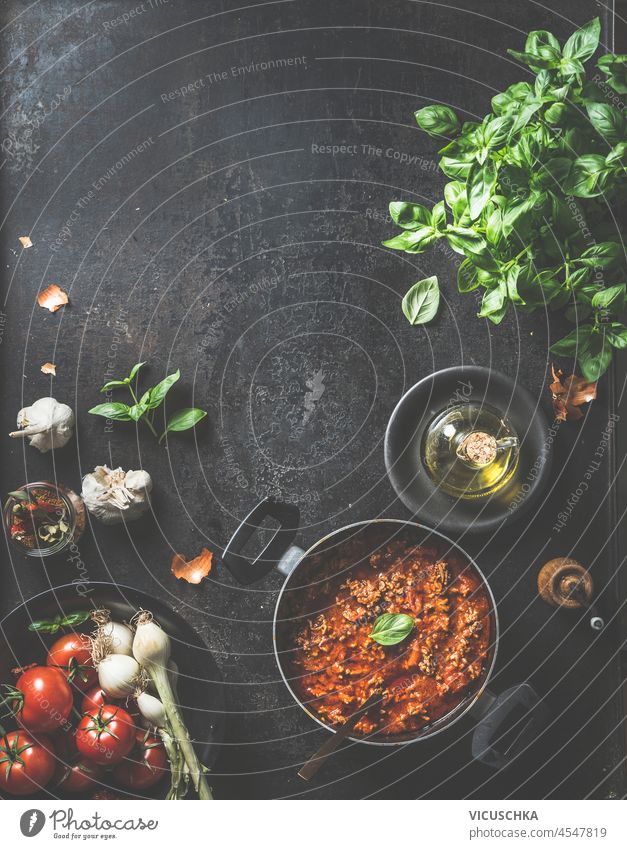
left=28, top=611, right=92, bottom=634
left=369, top=613, right=415, bottom=646
left=385, top=17, right=627, bottom=382
left=89, top=362, right=207, bottom=443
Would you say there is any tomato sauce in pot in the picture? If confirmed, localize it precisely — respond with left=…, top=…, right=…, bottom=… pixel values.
left=283, top=529, right=492, bottom=739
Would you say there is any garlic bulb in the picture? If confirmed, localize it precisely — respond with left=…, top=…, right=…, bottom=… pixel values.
left=9, top=397, right=74, bottom=453
left=82, top=465, right=152, bottom=525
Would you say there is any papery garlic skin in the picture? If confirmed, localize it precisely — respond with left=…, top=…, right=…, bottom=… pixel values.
left=9, top=397, right=74, bottom=453
left=82, top=465, right=152, bottom=525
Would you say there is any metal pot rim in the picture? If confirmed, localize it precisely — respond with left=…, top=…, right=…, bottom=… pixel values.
left=272, top=518, right=499, bottom=747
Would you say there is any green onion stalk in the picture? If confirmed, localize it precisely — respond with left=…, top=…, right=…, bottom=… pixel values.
left=132, top=612, right=213, bottom=800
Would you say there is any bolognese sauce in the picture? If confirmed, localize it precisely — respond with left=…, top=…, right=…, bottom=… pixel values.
left=285, top=532, right=492, bottom=738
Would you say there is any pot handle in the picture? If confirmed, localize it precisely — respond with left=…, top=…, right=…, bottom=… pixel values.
left=221, top=498, right=300, bottom=585
left=471, top=683, right=549, bottom=770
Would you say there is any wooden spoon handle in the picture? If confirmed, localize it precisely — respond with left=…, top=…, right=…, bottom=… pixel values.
left=298, top=692, right=382, bottom=781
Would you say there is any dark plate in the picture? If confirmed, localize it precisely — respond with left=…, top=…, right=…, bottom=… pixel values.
left=0, top=582, right=225, bottom=800
left=384, top=366, right=553, bottom=535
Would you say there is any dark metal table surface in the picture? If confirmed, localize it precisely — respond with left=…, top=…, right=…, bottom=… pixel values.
left=0, top=0, right=624, bottom=799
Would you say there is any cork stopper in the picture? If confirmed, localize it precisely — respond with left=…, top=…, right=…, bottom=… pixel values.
left=457, top=431, right=498, bottom=467
left=537, top=558, right=593, bottom=608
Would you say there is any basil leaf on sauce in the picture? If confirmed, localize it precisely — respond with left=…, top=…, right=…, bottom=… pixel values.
left=369, top=613, right=415, bottom=646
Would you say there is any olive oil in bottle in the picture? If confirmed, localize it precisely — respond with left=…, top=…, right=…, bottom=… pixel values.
left=422, top=402, right=519, bottom=499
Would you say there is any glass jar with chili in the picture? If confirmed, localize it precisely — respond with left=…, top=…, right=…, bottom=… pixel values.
left=3, top=481, right=86, bottom=557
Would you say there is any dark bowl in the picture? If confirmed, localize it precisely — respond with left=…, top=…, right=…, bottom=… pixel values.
left=0, top=582, right=225, bottom=800
left=384, top=366, right=553, bottom=535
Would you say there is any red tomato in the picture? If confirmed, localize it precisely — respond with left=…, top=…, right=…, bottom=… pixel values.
left=13, top=666, right=73, bottom=733
left=76, top=705, right=135, bottom=766
left=55, top=761, right=103, bottom=794
left=0, top=731, right=56, bottom=796
left=113, top=730, right=168, bottom=791
left=47, top=633, right=97, bottom=692
left=81, top=686, right=109, bottom=715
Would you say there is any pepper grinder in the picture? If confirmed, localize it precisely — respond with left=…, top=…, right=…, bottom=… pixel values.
left=537, top=558, right=604, bottom=631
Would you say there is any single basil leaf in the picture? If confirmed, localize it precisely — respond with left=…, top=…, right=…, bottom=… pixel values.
left=162, top=407, right=207, bottom=437
left=401, top=276, right=440, bottom=325
left=591, top=284, right=626, bottom=314
left=415, top=104, right=459, bottom=137
left=382, top=227, right=438, bottom=253
left=586, top=102, right=625, bottom=145
left=389, top=202, right=432, bottom=230
left=478, top=282, right=507, bottom=322
left=457, top=258, right=480, bottom=293
left=579, top=334, right=612, bottom=381
left=369, top=613, right=414, bottom=646
left=128, top=403, right=148, bottom=422
left=563, top=17, right=600, bottom=62
left=550, top=328, right=583, bottom=355
left=431, top=201, right=447, bottom=231
left=507, top=49, right=556, bottom=72
left=606, top=142, right=627, bottom=166
left=100, top=380, right=129, bottom=392
left=147, top=369, right=180, bottom=409
left=446, top=226, right=487, bottom=255
left=444, top=180, right=467, bottom=218
left=128, top=362, right=146, bottom=382
left=439, top=153, right=474, bottom=179
left=606, top=323, right=627, bottom=349
left=576, top=242, right=621, bottom=268
left=467, top=159, right=497, bottom=220
left=564, top=154, right=609, bottom=197
left=506, top=266, right=525, bottom=304
left=88, top=402, right=132, bottom=421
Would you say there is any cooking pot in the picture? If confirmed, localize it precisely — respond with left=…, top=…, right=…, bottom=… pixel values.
left=222, top=498, right=548, bottom=769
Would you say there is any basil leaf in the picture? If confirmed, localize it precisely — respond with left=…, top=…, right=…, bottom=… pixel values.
left=440, top=153, right=474, bottom=179
left=401, top=276, right=440, bottom=325
left=389, top=202, right=432, bottom=230
left=586, top=103, right=625, bottom=145
left=457, top=258, right=480, bottom=292
left=369, top=613, right=414, bottom=646
left=564, top=154, right=609, bottom=197
left=467, top=159, right=497, bottom=220
left=506, top=266, right=525, bottom=304
left=579, top=333, right=612, bottom=381
left=128, top=362, right=146, bottom=382
left=576, top=242, right=621, bottom=268
left=382, top=227, right=438, bottom=253
left=446, top=227, right=487, bottom=255
left=147, top=369, right=180, bottom=409
left=29, top=611, right=91, bottom=634
left=592, top=284, right=626, bottom=314
left=606, top=142, right=627, bottom=166
left=597, top=53, right=627, bottom=95
left=161, top=408, right=207, bottom=441
left=550, top=328, right=585, bottom=355
left=431, top=201, right=447, bottom=231
left=492, top=81, right=534, bottom=115
left=606, top=323, right=627, bottom=349
left=525, top=29, right=561, bottom=62
left=128, top=403, right=148, bottom=422
left=100, top=380, right=129, bottom=392
left=88, top=402, right=132, bottom=421
left=478, top=282, right=507, bottom=324
left=563, top=17, right=600, bottom=62
left=414, top=104, right=459, bottom=137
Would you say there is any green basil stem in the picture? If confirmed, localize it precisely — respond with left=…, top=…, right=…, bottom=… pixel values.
left=149, top=664, right=213, bottom=800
